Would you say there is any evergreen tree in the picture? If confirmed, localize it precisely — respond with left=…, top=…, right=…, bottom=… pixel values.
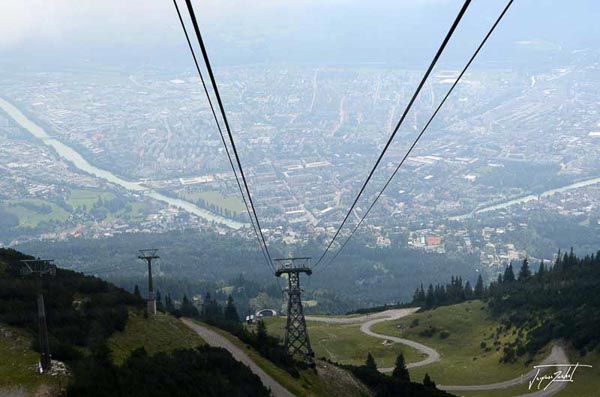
left=568, top=247, right=575, bottom=268
left=412, top=288, right=420, bottom=303
left=224, top=295, right=239, bottom=322
left=518, top=258, right=531, bottom=280
left=256, top=319, right=268, bottom=345
left=464, top=281, right=473, bottom=300
left=392, top=353, right=410, bottom=382
left=423, top=373, right=436, bottom=388
left=412, top=288, right=421, bottom=304
left=474, top=274, right=485, bottom=298
left=418, top=284, right=426, bottom=302
left=133, top=285, right=141, bottom=299
left=537, top=260, right=546, bottom=279
left=181, top=294, right=199, bottom=317
left=156, top=289, right=164, bottom=311
left=165, top=293, right=175, bottom=313
left=365, top=352, right=377, bottom=371
left=503, top=264, right=515, bottom=283
left=425, top=284, right=435, bottom=308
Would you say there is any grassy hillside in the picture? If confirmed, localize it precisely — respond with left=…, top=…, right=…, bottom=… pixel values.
left=263, top=316, right=423, bottom=368
left=259, top=300, right=600, bottom=396
left=0, top=324, right=66, bottom=395
left=0, top=248, right=265, bottom=397
left=460, top=349, right=599, bottom=397
left=109, top=311, right=204, bottom=364
left=371, top=301, right=548, bottom=384
left=0, top=311, right=205, bottom=396
left=297, top=297, right=600, bottom=396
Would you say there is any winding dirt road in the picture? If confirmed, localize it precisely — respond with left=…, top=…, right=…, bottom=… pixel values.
left=181, top=318, right=294, bottom=397
left=308, top=309, right=570, bottom=397
left=185, top=310, right=572, bottom=397
left=307, top=307, right=440, bottom=370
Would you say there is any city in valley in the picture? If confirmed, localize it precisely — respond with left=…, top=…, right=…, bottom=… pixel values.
left=1, top=53, right=599, bottom=278
left=1, top=2, right=600, bottom=397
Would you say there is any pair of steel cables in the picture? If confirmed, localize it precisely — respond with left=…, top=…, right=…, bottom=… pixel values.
left=173, top=0, right=276, bottom=276
left=172, top=0, right=515, bottom=275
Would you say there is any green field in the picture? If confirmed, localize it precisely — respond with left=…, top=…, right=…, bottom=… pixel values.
left=0, top=324, right=65, bottom=395
left=263, top=317, right=423, bottom=368
left=2, top=188, right=149, bottom=229
left=108, top=311, right=205, bottom=365
left=371, top=301, right=550, bottom=385
left=66, top=188, right=114, bottom=210
left=67, top=188, right=148, bottom=223
left=193, top=321, right=370, bottom=397
left=3, top=199, right=69, bottom=227
left=179, top=190, right=245, bottom=214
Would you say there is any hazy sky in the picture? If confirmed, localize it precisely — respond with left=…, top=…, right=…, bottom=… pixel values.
left=0, top=0, right=598, bottom=69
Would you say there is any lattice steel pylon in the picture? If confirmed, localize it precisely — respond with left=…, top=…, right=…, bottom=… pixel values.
left=138, top=249, right=159, bottom=315
left=275, top=257, right=315, bottom=366
left=20, top=259, right=56, bottom=372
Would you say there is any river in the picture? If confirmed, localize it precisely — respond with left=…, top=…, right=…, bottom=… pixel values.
left=0, top=97, right=247, bottom=230
left=449, top=176, right=600, bottom=221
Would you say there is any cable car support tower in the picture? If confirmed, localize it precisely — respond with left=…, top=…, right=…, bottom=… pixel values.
left=138, top=249, right=159, bottom=315
left=275, top=257, right=315, bottom=366
left=20, top=259, right=56, bottom=372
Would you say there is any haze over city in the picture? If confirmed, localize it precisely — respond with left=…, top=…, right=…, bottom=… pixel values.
left=0, top=1, right=599, bottom=396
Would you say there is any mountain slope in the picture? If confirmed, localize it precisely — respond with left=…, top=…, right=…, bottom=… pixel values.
left=0, top=248, right=269, bottom=397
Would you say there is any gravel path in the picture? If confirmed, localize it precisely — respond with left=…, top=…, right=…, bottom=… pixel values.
left=309, top=308, right=570, bottom=397
left=181, top=318, right=294, bottom=397
left=184, top=311, right=571, bottom=397
left=307, top=307, right=440, bottom=370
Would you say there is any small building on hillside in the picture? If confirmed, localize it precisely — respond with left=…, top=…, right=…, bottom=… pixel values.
left=255, top=309, right=278, bottom=318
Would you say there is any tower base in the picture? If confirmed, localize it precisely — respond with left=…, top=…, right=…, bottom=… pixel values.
left=147, top=299, right=156, bottom=315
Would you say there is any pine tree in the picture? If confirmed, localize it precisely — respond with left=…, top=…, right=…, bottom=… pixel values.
left=464, top=281, right=473, bottom=300
left=518, top=258, right=531, bottom=280
left=423, top=373, right=436, bottom=388
left=224, top=295, right=239, bottom=322
left=537, top=260, right=545, bottom=279
left=181, top=294, right=199, bottom=317
left=133, top=284, right=141, bottom=299
left=474, top=274, right=485, bottom=298
left=568, top=247, right=576, bottom=268
left=156, top=289, right=164, bottom=311
left=392, top=353, right=410, bottom=382
left=201, top=292, right=212, bottom=317
left=425, top=284, right=435, bottom=308
left=365, top=352, right=377, bottom=371
left=412, top=288, right=421, bottom=304
left=256, top=320, right=268, bottom=345
left=504, top=264, right=515, bottom=283
left=418, top=284, right=426, bottom=302
left=165, top=293, right=175, bottom=313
